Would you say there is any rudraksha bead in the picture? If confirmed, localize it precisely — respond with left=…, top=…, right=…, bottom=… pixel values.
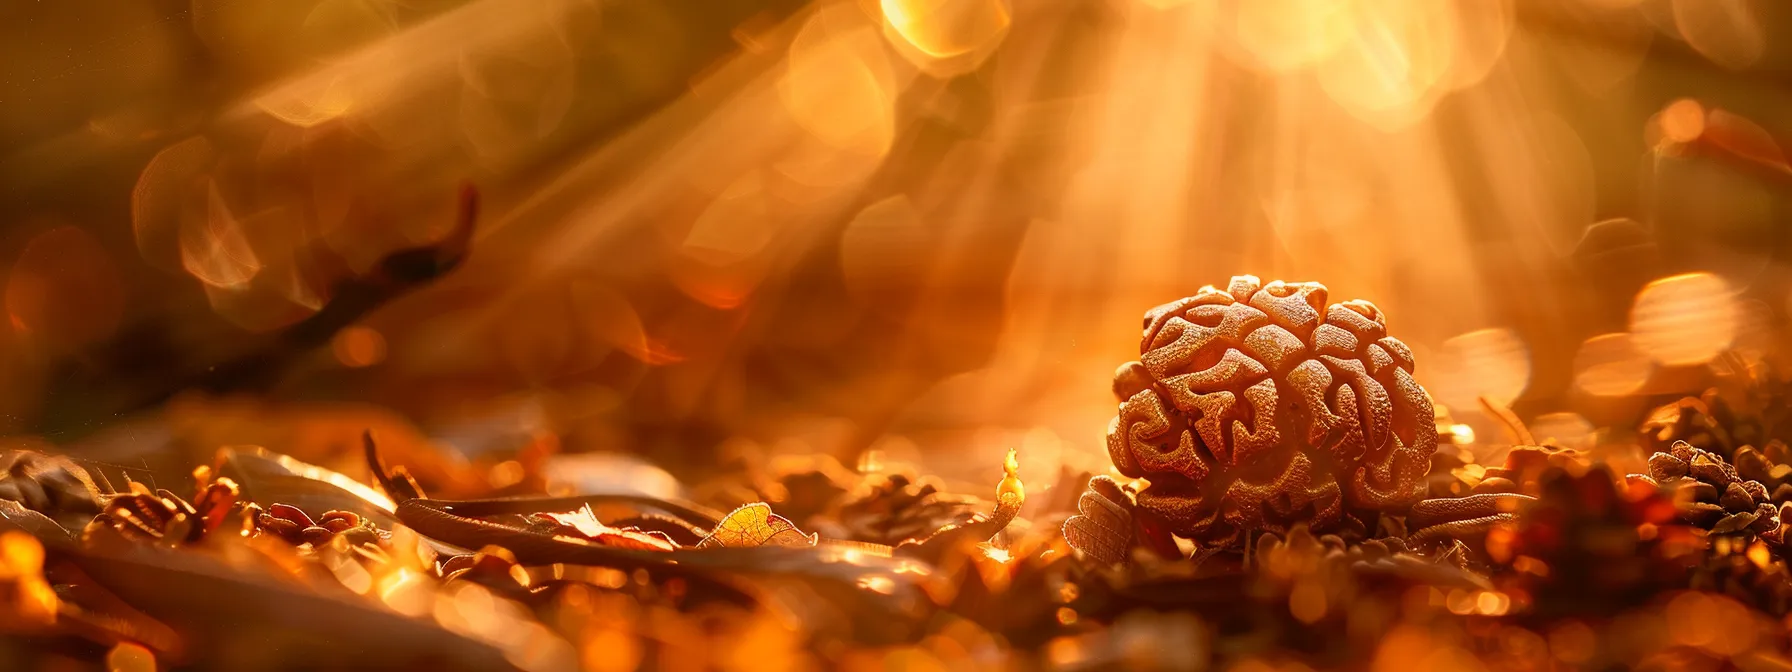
left=1105, top=276, right=1436, bottom=547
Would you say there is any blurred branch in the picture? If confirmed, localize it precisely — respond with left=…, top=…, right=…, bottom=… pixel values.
left=17, top=0, right=812, bottom=438
left=37, top=185, right=478, bottom=436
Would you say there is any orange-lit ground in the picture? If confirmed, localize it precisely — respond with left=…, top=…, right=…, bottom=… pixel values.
left=4, top=1, right=1792, bottom=670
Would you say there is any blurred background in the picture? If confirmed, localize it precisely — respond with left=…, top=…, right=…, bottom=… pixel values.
left=1, top=0, right=1790, bottom=489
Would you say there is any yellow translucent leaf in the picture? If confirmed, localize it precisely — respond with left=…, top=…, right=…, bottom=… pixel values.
left=698, top=503, right=817, bottom=549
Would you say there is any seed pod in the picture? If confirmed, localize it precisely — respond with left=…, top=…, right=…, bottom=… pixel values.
left=301, top=526, right=335, bottom=546
left=267, top=503, right=315, bottom=528
left=259, top=514, right=302, bottom=540
left=318, top=511, right=361, bottom=533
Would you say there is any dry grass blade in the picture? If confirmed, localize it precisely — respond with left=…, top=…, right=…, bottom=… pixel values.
left=1479, top=395, right=1537, bottom=446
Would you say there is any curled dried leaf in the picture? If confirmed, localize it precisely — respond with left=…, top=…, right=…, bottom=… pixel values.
left=0, top=451, right=102, bottom=519
left=535, top=505, right=678, bottom=552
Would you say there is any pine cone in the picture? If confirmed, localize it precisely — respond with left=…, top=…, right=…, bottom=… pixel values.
left=1732, top=441, right=1792, bottom=504
left=1640, top=391, right=1739, bottom=459
left=761, top=455, right=854, bottom=528
left=1631, top=441, right=1778, bottom=537
left=823, top=472, right=986, bottom=545
left=1105, top=276, right=1436, bottom=548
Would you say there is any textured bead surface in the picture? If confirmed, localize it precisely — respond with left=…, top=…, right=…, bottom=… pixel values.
left=1105, top=276, right=1436, bottom=546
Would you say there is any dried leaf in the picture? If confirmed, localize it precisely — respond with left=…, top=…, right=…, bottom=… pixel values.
left=698, top=503, right=817, bottom=549
left=0, top=499, right=75, bottom=546
left=537, top=505, right=678, bottom=552
left=0, top=450, right=103, bottom=521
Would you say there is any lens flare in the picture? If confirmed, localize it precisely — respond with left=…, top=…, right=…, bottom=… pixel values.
left=6, top=225, right=124, bottom=347
left=683, top=170, right=777, bottom=264
left=1214, top=0, right=1514, bottom=129
left=1657, top=98, right=1705, bottom=145
left=779, top=7, right=897, bottom=156
left=1572, top=333, right=1653, bottom=397
left=106, top=642, right=156, bottom=672
left=255, top=75, right=357, bottom=127
left=180, top=180, right=263, bottom=289
left=333, top=326, right=388, bottom=368
left=840, top=195, right=934, bottom=300
left=1629, top=273, right=1736, bottom=366
left=132, top=136, right=216, bottom=273
left=881, top=0, right=1011, bottom=75
left=1427, top=328, right=1531, bottom=411
left=1230, top=0, right=1355, bottom=72
left=1671, top=0, right=1763, bottom=70
left=1528, top=413, right=1594, bottom=448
